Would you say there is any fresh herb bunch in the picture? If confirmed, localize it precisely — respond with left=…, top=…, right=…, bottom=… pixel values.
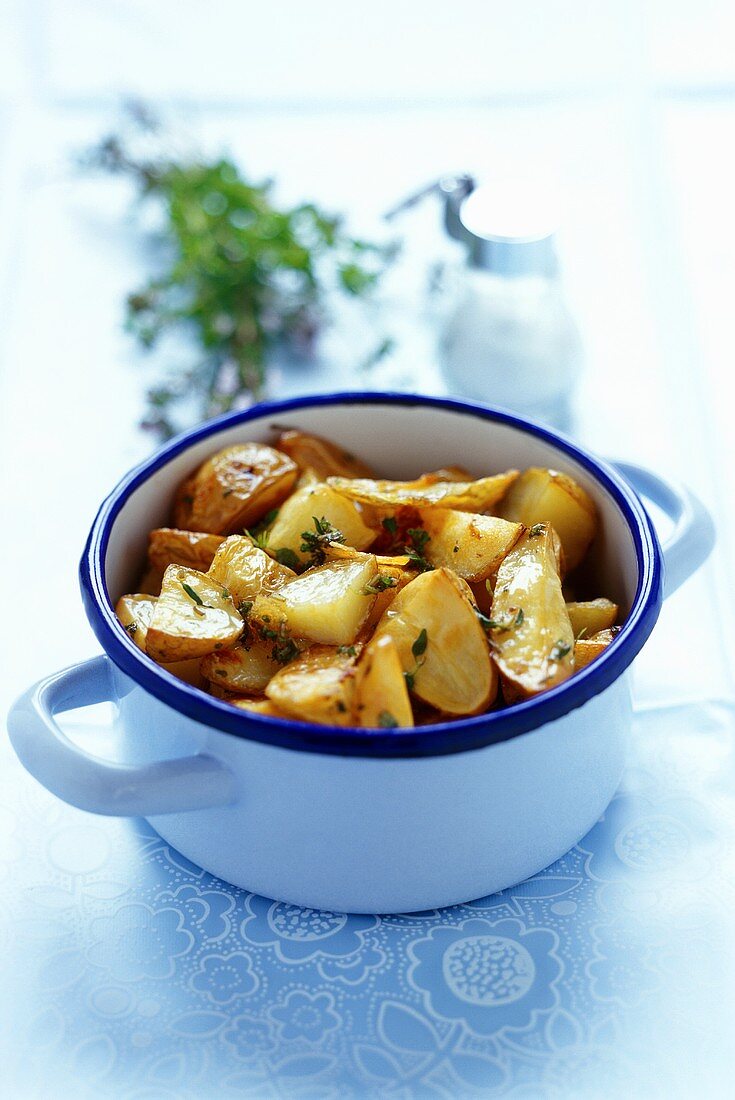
left=82, top=101, right=396, bottom=438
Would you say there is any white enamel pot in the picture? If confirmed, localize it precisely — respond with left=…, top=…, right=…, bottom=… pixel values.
left=8, top=394, right=714, bottom=913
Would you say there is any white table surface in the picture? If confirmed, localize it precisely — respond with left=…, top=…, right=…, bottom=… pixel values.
left=1, top=3, right=734, bottom=1096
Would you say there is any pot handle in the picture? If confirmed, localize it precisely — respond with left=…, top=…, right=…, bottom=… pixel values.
left=7, top=655, right=236, bottom=816
left=613, top=462, right=715, bottom=599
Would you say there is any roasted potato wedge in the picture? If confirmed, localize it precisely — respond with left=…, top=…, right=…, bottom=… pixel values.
left=574, top=627, right=621, bottom=669
left=115, top=593, right=205, bottom=685
left=173, top=443, right=298, bottom=534
left=265, top=484, right=375, bottom=569
left=276, top=430, right=374, bottom=479
left=374, top=568, right=495, bottom=715
left=265, top=645, right=360, bottom=725
left=201, top=636, right=283, bottom=694
left=148, top=528, right=225, bottom=575
left=566, top=598, right=618, bottom=638
left=353, top=635, right=413, bottom=728
left=251, top=557, right=379, bottom=646
left=327, top=470, right=518, bottom=512
left=418, top=508, right=523, bottom=581
left=208, top=535, right=295, bottom=607
left=498, top=467, right=597, bottom=572
left=490, top=524, right=574, bottom=699
left=145, top=566, right=243, bottom=662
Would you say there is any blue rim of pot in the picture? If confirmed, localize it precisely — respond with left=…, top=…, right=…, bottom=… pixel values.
left=80, top=392, right=663, bottom=758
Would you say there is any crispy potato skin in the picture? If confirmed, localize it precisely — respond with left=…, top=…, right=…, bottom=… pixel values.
left=148, top=528, right=225, bottom=574
left=326, top=470, right=519, bottom=512
left=490, top=524, right=574, bottom=699
left=498, top=467, right=597, bottom=573
left=419, top=508, right=523, bottom=581
left=374, top=568, right=495, bottom=715
left=353, top=635, right=413, bottom=727
left=115, top=593, right=205, bottom=685
left=566, top=598, right=619, bottom=638
left=173, top=444, right=298, bottom=534
left=265, top=645, right=360, bottom=725
left=276, top=430, right=374, bottom=479
left=574, top=627, right=621, bottom=669
left=208, top=536, right=295, bottom=606
left=145, top=565, right=243, bottom=662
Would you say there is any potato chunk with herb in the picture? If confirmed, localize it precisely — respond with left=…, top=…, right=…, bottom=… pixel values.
left=374, top=568, right=495, bottom=715
left=498, top=467, right=597, bottom=572
left=566, top=598, right=618, bottom=638
left=201, top=637, right=283, bottom=694
left=148, top=528, right=224, bottom=575
left=276, top=430, right=373, bottom=479
left=353, top=635, right=413, bottom=728
left=265, top=484, right=375, bottom=569
left=418, top=508, right=523, bottom=581
left=208, top=535, right=295, bottom=608
left=327, top=470, right=518, bottom=512
left=489, top=524, right=574, bottom=699
left=145, top=566, right=243, bottom=662
left=173, top=443, right=298, bottom=534
left=574, top=627, right=621, bottom=669
left=265, top=645, right=360, bottom=725
left=115, top=593, right=205, bottom=685
left=251, top=557, right=379, bottom=647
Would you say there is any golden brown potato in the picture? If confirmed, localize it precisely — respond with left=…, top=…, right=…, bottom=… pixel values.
left=418, top=508, right=523, bottom=581
left=353, top=635, right=413, bottom=728
left=276, top=429, right=374, bottom=479
left=498, top=467, right=597, bottom=572
left=265, top=645, right=360, bottom=725
left=326, top=470, right=519, bottom=512
left=374, top=568, right=495, bottom=715
left=265, top=484, right=375, bottom=568
left=251, top=557, right=379, bottom=647
left=201, top=634, right=285, bottom=694
left=145, top=566, right=243, bottom=662
left=566, top=598, right=619, bottom=638
left=208, top=535, right=295, bottom=608
left=323, top=544, right=411, bottom=568
left=148, top=528, right=225, bottom=574
left=229, top=697, right=291, bottom=718
left=137, top=566, right=164, bottom=596
left=173, top=443, right=298, bottom=534
left=574, top=627, right=621, bottom=669
left=489, top=524, right=574, bottom=699
left=116, top=593, right=157, bottom=651
left=115, top=593, right=205, bottom=685
left=416, top=465, right=473, bottom=483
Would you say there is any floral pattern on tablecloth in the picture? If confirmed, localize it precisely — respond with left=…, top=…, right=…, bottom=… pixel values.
left=2, top=702, right=735, bottom=1098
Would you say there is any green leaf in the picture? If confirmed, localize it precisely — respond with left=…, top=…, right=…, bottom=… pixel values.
left=181, top=582, right=204, bottom=605
left=412, top=628, right=428, bottom=658
left=275, top=547, right=300, bottom=570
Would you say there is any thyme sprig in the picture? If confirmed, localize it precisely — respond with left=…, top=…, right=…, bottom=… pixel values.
left=300, top=516, right=345, bottom=565
left=81, top=101, right=396, bottom=439
left=404, top=527, right=433, bottom=572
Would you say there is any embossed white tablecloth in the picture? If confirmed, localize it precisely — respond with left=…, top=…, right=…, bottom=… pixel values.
left=2, top=4, right=735, bottom=1094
